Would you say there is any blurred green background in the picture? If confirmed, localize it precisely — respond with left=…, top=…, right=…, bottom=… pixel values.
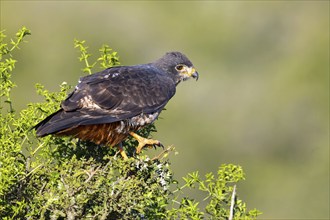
left=1, top=1, right=329, bottom=219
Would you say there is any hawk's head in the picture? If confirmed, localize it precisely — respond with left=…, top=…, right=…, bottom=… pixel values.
left=153, top=51, right=199, bottom=84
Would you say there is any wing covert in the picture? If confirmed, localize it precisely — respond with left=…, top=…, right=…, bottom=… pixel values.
left=61, top=65, right=176, bottom=122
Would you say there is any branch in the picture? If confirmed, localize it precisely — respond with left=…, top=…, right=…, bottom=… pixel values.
left=229, top=184, right=237, bottom=220
left=152, top=145, right=175, bottom=161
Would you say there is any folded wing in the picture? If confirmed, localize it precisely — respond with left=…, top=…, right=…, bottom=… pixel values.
left=35, top=65, right=176, bottom=137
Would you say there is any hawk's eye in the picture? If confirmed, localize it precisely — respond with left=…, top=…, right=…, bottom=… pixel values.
left=175, top=64, right=184, bottom=71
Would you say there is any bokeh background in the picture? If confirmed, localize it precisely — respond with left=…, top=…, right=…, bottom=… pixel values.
left=1, top=1, right=329, bottom=219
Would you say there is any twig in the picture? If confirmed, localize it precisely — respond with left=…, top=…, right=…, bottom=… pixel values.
left=39, top=182, right=47, bottom=195
left=151, top=145, right=175, bottom=161
left=32, top=142, right=45, bottom=155
left=229, top=184, right=237, bottom=220
left=84, top=165, right=101, bottom=183
left=21, top=164, right=43, bottom=180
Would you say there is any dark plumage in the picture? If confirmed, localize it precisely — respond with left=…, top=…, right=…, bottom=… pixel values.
left=35, top=51, right=198, bottom=158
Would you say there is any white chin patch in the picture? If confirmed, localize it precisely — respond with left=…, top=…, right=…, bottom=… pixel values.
left=181, top=74, right=191, bottom=81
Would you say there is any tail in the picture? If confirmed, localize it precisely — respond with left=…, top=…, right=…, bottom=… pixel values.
left=34, top=109, right=78, bottom=137
left=34, top=109, right=120, bottom=137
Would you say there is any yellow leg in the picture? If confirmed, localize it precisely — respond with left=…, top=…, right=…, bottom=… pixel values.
left=129, top=132, right=161, bottom=154
left=116, top=143, right=128, bottom=160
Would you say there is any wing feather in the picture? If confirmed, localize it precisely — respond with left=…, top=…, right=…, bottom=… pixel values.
left=62, top=65, right=175, bottom=117
left=36, top=64, right=176, bottom=136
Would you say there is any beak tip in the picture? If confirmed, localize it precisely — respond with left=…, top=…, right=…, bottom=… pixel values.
left=192, top=72, right=199, bottom=81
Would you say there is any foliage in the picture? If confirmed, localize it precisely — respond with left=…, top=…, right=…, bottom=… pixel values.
left=0, top=27, right=261, bottom=219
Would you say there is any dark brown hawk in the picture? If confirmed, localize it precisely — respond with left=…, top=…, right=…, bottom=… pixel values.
left=35, top=51, right=198, bottom=159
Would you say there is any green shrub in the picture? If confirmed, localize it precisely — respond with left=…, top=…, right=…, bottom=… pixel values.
left=0, top=27, right=261, bottom=219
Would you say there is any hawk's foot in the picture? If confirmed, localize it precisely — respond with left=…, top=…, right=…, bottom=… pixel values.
left=129, top=132, right=163, bottom=154
left=116, top=143, right=128, bottom=160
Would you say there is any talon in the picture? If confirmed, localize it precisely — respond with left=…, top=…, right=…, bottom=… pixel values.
left=149, top=142, right=164, bottom=150
left=129, top=132, right=162, bottom=154
left=158, top=142, right=165, bottom=150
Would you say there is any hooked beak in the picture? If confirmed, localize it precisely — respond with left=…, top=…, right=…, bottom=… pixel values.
left=192, top=71, right=199, bottom=81
left=188, top=67, right=199, bottom=81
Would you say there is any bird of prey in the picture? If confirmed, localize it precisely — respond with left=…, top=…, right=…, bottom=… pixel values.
left=34, top=51, right=198, bottom=159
